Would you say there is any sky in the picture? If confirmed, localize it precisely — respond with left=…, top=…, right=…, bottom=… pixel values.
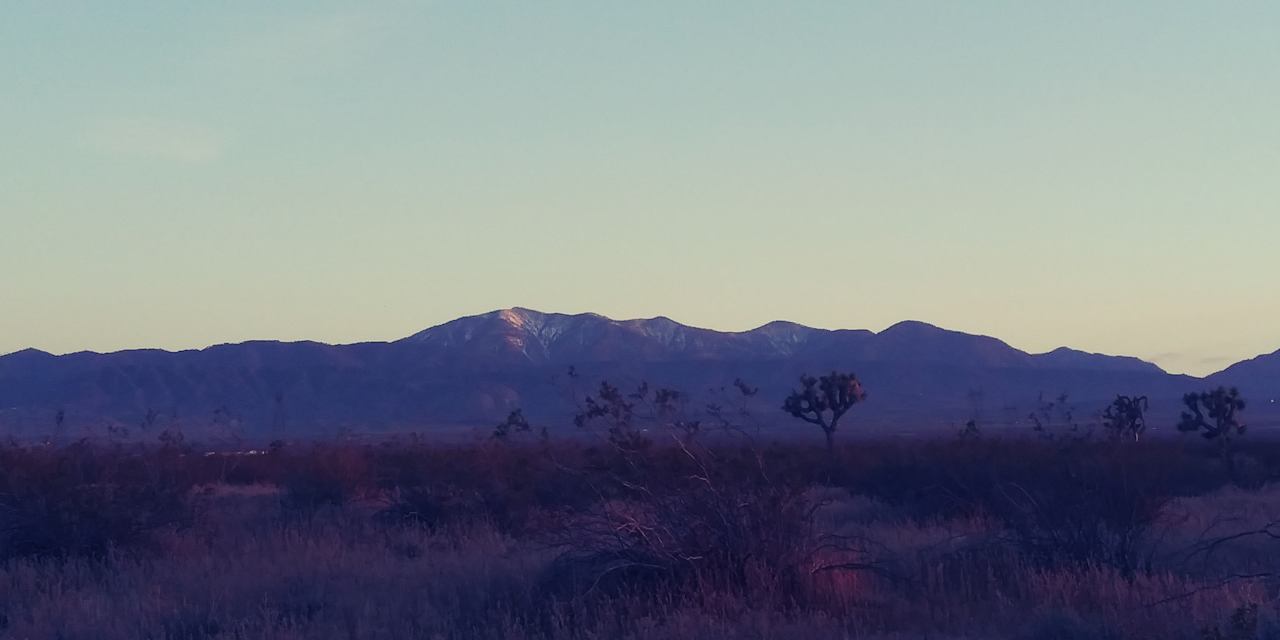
left=2, top=2, right=1277, bottom=376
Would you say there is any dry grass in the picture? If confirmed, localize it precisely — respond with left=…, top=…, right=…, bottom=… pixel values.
left=1, top=439, right=1279, bottom=639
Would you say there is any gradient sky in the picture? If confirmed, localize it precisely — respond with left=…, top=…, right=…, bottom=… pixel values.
left=2, top=2, right=1278, bottom=376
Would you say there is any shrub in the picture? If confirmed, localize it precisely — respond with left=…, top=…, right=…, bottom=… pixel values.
left=843, top=441, right=1176, bottom=576
left=0, top=448, right=194, bottom=562
left=375, top=484, right=488, bottom=530
left=536, top=444, right=854, bottom=613
left=1201, top=603, right=1261, bottom=640
left=0, top=485, right=192, bottom=561
left=979, top=448, right=1171, bottom=577
left=279, top=445, right=371, bottom=514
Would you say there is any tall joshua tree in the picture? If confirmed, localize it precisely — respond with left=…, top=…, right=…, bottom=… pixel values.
left=1177, top=387, right=1246, bottom=479
left=1102, top=395, right=1148, bottom=443
left=783, top=371, right=866, bottom=452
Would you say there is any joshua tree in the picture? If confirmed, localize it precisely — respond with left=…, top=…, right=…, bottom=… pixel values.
left=493, top=409, right=532, bottom=440
left=782, top=371, right=866, bottom=452
left=1028, top=393, right=1090, bottom=440
left=652, top=387, right=701, bottom=444
left=1102, top=395, right=1148, bottom=442
left=494, top=408, right=547, bottom=441
left=573, top=381, right=650, bottom=451
left=1178, top=387, right=1246, bottom=478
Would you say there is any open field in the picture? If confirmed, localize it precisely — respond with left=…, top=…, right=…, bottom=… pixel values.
left=2, top=436, right=1280, bottom=639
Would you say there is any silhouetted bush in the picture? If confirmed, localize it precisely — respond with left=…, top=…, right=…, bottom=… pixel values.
left=838, top=440, right=1239, bottom=575
left=843, top=440, right=1231, bottom=522
left=279, top=445, right=371, bottom=514
left=0, top=445, right=195, bottom=562
left=979, top=448, right=1171, bottom=576
left=536, top=442, right=845, bottom=614
left=375, top=484, right=487, bottom=530
left=0, top=482, right=192, bottom=562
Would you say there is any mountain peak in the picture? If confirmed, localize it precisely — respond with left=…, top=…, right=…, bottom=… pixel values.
left=3, top=347, right=54, bottom=358
left=490, top=307, right=545, bottom=328
left=752, top=319, right=811, bottom=332
left=0, top=348, right=57, bottom=370
left=880, top=320, right=944, bottom=334
left=1034, top=346, right=1166, bottom=374
left=487, top=307, right=609, bottom=327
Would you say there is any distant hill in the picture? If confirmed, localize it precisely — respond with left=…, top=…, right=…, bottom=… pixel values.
left=0, top=308, right=1271, bottom=440
left=1208, top=349, right=1280, bottom=409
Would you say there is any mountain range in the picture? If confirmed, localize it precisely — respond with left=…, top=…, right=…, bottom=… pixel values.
left=1, top=308, right=1277, bottom=440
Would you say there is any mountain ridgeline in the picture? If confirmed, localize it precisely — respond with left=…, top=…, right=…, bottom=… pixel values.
left=1, top=308, right=1276, bottom=439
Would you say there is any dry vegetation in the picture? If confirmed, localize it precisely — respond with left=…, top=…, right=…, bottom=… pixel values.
left=2, top=436, right=1280, bottom=639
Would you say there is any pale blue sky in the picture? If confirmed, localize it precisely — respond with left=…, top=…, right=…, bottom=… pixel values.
left=2, top=2, right=1277, bottom=375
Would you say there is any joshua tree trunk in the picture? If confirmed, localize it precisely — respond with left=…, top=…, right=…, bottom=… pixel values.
left=1222, top=439, right=1238, bottom=485
left=823, top=427, right=835, bottom=453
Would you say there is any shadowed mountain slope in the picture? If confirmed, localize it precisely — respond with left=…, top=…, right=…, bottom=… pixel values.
left=1208, top=349, right=1280, bottom=408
